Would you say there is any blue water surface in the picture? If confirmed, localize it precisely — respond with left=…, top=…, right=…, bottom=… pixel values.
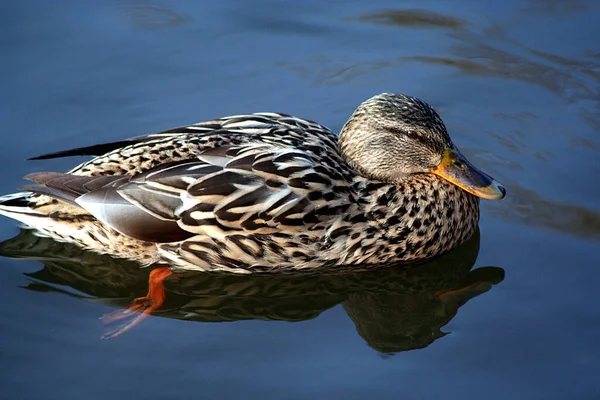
left=1, top=1, right=599, bottom=399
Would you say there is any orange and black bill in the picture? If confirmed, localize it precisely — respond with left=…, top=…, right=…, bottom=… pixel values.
left=430, top=147, right=506, bottom=200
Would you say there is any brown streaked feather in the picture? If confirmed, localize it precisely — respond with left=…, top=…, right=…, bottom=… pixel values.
left=21, top=173, right=127, bottom=205
left=22, top=172, right=192, bottom=243
left=18, top=142, right=351, bottom=245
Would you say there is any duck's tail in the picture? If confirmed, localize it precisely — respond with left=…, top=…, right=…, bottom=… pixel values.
left=0, top=191, right=93, bottom=239
left=0, top=191, right=161, bottom=264
left=0, top=192, right=47, bottom=228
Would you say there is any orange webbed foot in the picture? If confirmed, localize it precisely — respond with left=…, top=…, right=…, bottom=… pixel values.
left=101, top=266, right=172, bottom=339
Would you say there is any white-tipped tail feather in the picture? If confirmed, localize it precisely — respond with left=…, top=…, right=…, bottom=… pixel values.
left=0, top=192, right=46, bottom=226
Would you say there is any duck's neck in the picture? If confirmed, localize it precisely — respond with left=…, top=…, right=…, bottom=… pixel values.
left=343, top=174, right=480, bottom=264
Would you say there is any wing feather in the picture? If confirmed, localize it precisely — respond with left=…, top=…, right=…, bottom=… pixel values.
left=20, top=111, right=352, bottom=246
left=175, top=145, right=342, bottom=236
left=22, top=142, right=347, bottom=243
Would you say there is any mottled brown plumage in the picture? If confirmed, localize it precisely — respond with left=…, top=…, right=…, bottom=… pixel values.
left=0, top=93, right=505, bottom=273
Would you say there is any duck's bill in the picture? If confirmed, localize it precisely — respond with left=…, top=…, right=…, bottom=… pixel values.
left=430, top=148, right=506, bottom=200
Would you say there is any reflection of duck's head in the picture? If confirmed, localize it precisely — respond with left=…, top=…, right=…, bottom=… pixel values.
left=0, top=228, right=503, bottom=353
left=343, top=266, right=504, bottom=353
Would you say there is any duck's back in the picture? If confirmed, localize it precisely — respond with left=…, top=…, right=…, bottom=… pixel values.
left=0, top=113, right=364, bottom=272
left=57, top=113, right=343, bottom=177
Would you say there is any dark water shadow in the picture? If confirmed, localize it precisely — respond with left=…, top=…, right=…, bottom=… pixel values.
left=115, top=2, right=192, bottom=30
left=489, top=181, right=600, bottom=241
left=353, top=8, right=600, bottom=103
left=349, top=9, right=467, bottom=29
left=0, top=229, right=503, bottom=354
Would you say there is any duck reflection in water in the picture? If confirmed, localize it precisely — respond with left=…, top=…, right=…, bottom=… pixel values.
left=0, top=229, right=503, bottom=353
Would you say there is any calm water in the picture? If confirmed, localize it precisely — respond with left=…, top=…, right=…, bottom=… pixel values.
left=1, top=1, right=599, bottom=399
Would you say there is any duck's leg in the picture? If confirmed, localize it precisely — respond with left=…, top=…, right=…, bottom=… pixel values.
left=101, top=266, right=173, bottom=339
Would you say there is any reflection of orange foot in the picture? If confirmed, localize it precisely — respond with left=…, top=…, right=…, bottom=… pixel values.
left=101, top=266, right=172, bottom=339
left=435, top=281, right=492, bottom=305
left=436, top=266, right=504, bottom=304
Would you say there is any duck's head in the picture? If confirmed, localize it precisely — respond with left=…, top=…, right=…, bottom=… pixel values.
left=339, top=93, right=505, bottom=200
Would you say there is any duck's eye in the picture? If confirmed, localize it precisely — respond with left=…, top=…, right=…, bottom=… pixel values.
left=406, top=130, right=418, bottom=139
left=387, top=127, right=420, bottom=139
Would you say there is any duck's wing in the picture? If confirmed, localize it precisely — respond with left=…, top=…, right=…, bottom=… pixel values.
left=23, top=144, right=353, bottom=243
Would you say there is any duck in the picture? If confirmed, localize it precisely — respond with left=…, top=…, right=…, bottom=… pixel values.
left=0, top=92, right=506, bottom=272
left=0, top=93, right=505, bottom=332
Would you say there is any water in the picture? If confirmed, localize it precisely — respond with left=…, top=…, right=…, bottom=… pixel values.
left=1, top=1, right=599, bottom=399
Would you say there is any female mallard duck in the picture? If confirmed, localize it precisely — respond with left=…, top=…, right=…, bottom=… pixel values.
left=0, top=93, right=504, bottom=275
left=0, top=93, right=505, bottom=335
